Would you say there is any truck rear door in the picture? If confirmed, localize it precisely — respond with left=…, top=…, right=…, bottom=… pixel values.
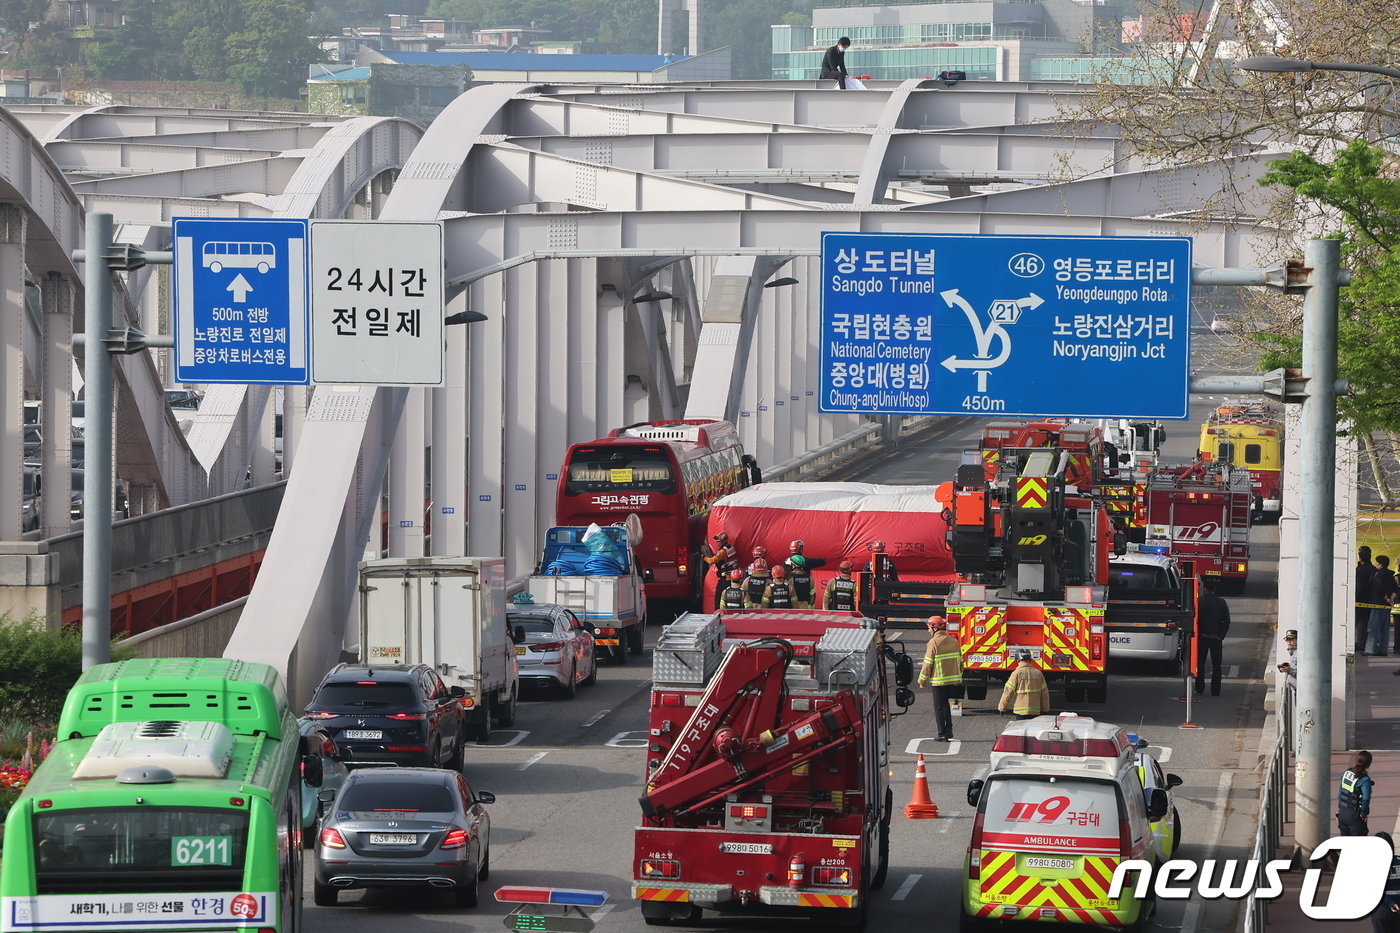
left=361, top=571, right=419, bottom=666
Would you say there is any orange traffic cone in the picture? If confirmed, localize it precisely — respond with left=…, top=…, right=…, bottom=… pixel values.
left=904, top=753, right=940, bottom=819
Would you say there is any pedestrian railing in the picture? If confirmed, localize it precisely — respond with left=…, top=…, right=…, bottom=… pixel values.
left=1243, top=681, right=1293, bottom=933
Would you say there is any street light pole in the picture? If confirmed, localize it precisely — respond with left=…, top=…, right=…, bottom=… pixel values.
left=1238, top=55, right=1400, bottom=81
left=1295, top=238, right=1342, bottom=855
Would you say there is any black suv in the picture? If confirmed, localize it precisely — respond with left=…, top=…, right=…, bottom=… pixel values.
left=304, top=664, right=467, bottom=770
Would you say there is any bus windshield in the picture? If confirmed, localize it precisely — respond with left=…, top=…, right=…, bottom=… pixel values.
left=564, top=448, right=675, bottom=495
left=34, top=807, right=250, bottom=892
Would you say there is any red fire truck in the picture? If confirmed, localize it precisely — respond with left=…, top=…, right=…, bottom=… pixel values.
left=937, top=445, right=1121, bottom=705
left=633, top=610, right=914, bottom=928
left=1142, top=460, right=1252, bottom=594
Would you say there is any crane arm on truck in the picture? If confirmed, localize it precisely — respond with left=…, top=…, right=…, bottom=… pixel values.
left=640, top=637, right=861, bottom=821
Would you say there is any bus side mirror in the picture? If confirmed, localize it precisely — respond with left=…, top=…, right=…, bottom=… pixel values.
left=1167, top=773, right=1184, bottom=789
left=967, top=779, right=985, bottom=807
left=301, top=754, right=323, bottom=788
left=895, top=687, right=916, bottom=709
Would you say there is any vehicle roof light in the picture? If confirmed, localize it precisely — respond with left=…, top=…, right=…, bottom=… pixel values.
left=494, top=886, right=609, bottom=907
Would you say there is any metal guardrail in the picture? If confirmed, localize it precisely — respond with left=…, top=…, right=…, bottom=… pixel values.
left=1243, top=682, right=1293, bottom=933
left=46, top=482, right=286, bottom=606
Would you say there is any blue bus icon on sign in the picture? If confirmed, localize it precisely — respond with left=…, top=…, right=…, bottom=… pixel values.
left=203, top=241, right=277, bottom=274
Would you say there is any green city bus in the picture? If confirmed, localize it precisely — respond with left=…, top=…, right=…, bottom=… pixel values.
left=1, top=658, right=316, bottom=933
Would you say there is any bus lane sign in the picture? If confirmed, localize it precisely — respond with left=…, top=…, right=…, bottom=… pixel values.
left=818, top=232, right=1193, bottom=419
left=173, top=218, right=310, bottom=385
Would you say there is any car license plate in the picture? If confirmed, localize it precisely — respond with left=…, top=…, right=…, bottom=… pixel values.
left=515, top=646, right=526, bottom=655
left=1024, top=857, right=1074, bottom=870
left=369, top=833, right=417, bottom=845
left=343, top=730, right=382, bottom=740
left=719, top=842, right=774, bottom=855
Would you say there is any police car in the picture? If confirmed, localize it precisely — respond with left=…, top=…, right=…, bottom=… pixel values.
left=961, top=713, right=1182, bottom=930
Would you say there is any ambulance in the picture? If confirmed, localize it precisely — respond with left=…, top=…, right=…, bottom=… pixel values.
left=961, top=713, right=1182, bottom=930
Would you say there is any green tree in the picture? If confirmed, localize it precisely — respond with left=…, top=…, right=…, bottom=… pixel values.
left=86, top=0, right=165, bottom=80
left=159, top=0, right=242, bottom=80
left=0, top=0, right=48, bottom=37
left=226, top=0, right=321, bottom=95
left=0, top=615, right=129, bottom=724
left=1257, top=141, right=1400, bottom=438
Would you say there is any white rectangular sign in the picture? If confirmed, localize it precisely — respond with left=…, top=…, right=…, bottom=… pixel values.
left=2, top=892, right=275, bottom=931
left=309, top=220, right=444, bottom=386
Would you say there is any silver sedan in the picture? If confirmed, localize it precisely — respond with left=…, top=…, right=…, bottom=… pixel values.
left=313, top=768, right=493, bottom=908
left=508, top=604, right=597, bottom=699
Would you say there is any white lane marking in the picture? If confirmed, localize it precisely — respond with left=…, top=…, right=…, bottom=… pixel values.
left=518, top=752, right=547, bottom=771
left=606, top=731, right=649, bottom=748
left=892, top=873, right=922, bottom=901
left=1182, top=771, right=1233, bottom=933
left=591, top=904, right=616, bottom=921
left=905, top=738, right=961, bottom=756
left=1228, top=664, right=1240, bottom=678
left=1154, top=746, right=1173, bottom=763
left=485, top=730, right=529, bottom=747
left=936, top=809, right=963, bottom=833
left=582, top=709, right=611, bottom=727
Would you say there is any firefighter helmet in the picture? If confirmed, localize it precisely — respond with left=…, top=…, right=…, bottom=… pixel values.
left=752, top=545, right=768, bottom=558
left=838, top=560, right=854, bottom=573
left=789, top=539, right=804, bottom=551
left=787, top=554, right=807, bottom=569
left=750, top=558, right=770, bottom=571
left=926, top=615, right=946, bottom=629
left=729, top=569, right=745, bottom=581
left=713, top=532, right=729, bottom=543
left=771, top=565, right=788, bottom=579
left=869, top=541, right=887, bottom=553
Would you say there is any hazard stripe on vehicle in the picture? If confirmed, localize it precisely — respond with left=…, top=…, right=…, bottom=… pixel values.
left=636, top=888, right=690, bottom=902
left=974, top=852, right=1130, bottom=920
left=798, top=893, right=854, bottom=908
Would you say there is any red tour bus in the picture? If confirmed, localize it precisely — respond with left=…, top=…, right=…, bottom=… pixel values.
left=555, top=420, right=759, bottom=607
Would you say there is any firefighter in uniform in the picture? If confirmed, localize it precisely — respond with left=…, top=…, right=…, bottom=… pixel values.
left=744, top=559, right=772, bottom=608
left=822, top=561, right=858, bottom=610
left=719, top=569, right=748, bottom=611
left=786, top=554, right=815, bottom=608
left=998, top=650, right=1050, bottom=719
left=789, top=538, right=826, bottom=570
left=762, top=565, right=795, bottom=608
left=704, top=532, right=740, bottom=605
left=917, top=615, right=963, bottom=741
left=1337, top=750, right=1375, bottom=837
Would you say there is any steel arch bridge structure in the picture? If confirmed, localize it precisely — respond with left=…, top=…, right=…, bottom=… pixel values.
left=0, top=81, right=1279, bottom=699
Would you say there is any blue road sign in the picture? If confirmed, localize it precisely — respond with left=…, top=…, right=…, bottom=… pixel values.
left=173, top=218, right=310, bottom=385
left=819, top=233, right=1193, bottom=419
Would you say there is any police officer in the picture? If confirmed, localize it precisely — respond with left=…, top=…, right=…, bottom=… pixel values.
left=763, top=565, right=795, bottom=608
left=864, top=541, right=899, bottom=581
left=1372, top=830, right=1400, bottom=933
left=1338, top=750, right=1375, bottom=837
left=744, top=559, right=772, bottom=608
left=719, top=569, right=748, bottom=611
left=786, top=554, right=815, bottom=608
left=822, top=560, right=858, bottom=610
left=998, top=650, right=1050, bottom=719
left=918, top=615, right=963, bottom=741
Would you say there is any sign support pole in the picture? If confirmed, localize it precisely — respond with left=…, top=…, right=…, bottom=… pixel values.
left=75, top=214, right=172, bottom=670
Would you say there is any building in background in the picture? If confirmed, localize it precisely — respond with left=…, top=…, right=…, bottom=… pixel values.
left=772, top=0, right=1132, bottom=83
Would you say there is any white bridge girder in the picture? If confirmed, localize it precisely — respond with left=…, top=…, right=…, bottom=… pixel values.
left=223, top=81, right=1279, bottom=701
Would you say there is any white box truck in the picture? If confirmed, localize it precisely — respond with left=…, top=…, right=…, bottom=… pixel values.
left=358, top=556, right=519, bottom=741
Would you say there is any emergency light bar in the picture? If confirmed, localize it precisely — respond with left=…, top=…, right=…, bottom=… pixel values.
left=494, top=887, right=609, bottom=907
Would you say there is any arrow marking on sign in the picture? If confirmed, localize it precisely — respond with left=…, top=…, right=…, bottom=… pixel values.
left=227, top=274, right=254, bottom=303
left=1019, top=292, right=1045, bottom=310
left=942, top=330, right=1011, bottom=372
left=974, top=370, right=991, bottom=393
